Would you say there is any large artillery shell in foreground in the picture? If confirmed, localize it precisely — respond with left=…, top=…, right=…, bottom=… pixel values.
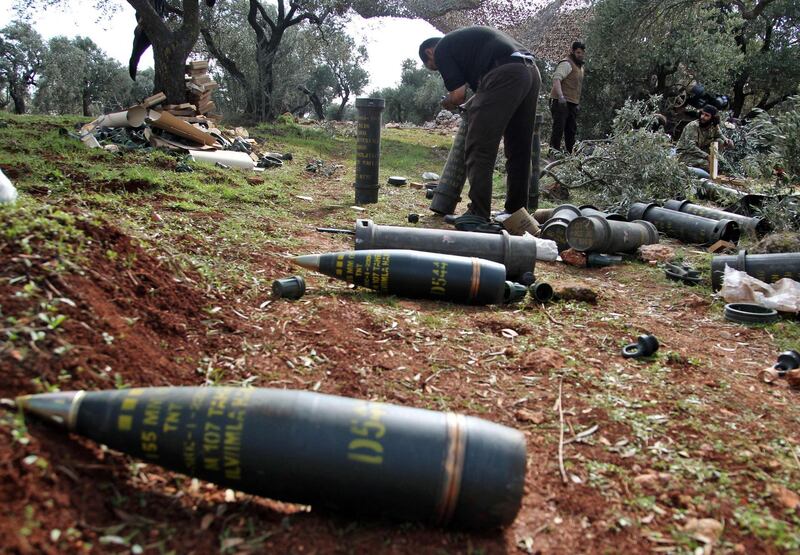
left=17, top=387, right=526, bottom=528
left=294, top=249, right=507, bottom=305
left=354, top=219, right=536, bottom=279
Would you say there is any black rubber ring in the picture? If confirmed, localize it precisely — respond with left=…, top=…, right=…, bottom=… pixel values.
left=621, top=343, right=641, bottom=358
left=723, top=303, right=778, bottom=325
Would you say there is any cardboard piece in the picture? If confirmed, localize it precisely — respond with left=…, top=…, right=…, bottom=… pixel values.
left=147, top=109, right=217, bottom=146
left=501, top=208, right=540, bottom=236
left=143, top=92, right=167, bottom=108
left=96, top=105, right=147, bottom=128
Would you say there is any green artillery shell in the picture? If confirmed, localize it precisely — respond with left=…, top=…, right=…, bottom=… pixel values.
left=17, top=387, right=527, bottom=529
left=294, top=249, right=507, bottom=305
left=354, top=219, right=537, bottom=280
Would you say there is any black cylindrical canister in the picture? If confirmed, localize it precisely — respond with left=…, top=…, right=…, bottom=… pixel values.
left=355, top=98, right=385, bottom=205
left=566, top=216, right=660, bottom=253
left=17, top=387, right=526, bottom=529
left=430, top=117, right=468, bottom=215
left=663, top=199, right=767, bottom=235
left=579, top=205, right=626, bottom=221
left=541, top=205, right=583, bottom=251
left=294, top=249, right=508, bottom=305
left=354, top=219, right=536, bottom=280
left=533, top=208, right=554, bottom=224
left=628, top=202, right=740, bottom=245
left=710, top=250, right=800, bottom=291
left=272, top=275, right=306, bottom=299
left=528, top=114, right=543, bottom=211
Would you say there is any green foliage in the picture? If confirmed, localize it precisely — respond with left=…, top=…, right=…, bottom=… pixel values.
left=0, top=20, right=45, bottom=114
left=374, top=58, right=445, bottom=124
left=581, top=0, right=799, bottom=136
left=551, top=96, right=693, bottom=211
left=33, top=36, right=123, bottom=116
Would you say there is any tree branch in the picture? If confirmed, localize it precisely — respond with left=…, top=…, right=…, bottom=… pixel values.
left=248, top=0, right=267, bottom=40
left=253, top=0, right=276, bottom=33
left=200, top=27, right=250, bottom=90
left=179, top=0, right=201, bottom=48
left=732, top=0, right=777, bottom=20
left=127, top=0, right=168, bottom=39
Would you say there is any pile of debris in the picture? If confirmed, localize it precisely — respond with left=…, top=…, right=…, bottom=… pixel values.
left=72, top=66, right=289, bottom=172
left=422, top=110, right=462, bottom=130
left=183, top=60, right=219, bottom=122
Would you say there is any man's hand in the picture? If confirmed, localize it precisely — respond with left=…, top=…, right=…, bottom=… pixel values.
left=724, top=138, right=734, bottom=149
left=558, top=95, right=567, bottom=107
left=442, top=86, right=467, bottom=111
left=441, top=96, right=459, bottom=111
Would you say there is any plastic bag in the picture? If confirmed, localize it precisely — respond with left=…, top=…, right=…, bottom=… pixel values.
left=720, top=265, right=800, bottom=313
left=530, top=235, right=558, bottom=262
left=0, top=169, right=17, bottom=204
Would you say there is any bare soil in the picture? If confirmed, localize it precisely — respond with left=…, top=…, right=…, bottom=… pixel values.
left=1, top=132, right=799, bottom=554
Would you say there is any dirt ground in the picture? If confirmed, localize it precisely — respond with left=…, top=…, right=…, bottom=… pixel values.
left=1, top=123, right=799, bottom=554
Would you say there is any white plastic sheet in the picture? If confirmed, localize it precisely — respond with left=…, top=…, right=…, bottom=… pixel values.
left=0, top=169, right=18, bottom=204
left=720, top=265, right=800, bottom=313
left=528, top=234, right=558, bottom=261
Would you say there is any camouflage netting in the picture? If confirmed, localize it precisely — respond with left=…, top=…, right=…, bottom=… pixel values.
left=350, top=0, right=595, bottom=62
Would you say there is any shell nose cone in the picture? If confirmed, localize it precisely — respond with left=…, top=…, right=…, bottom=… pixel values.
left=15, top=391, right=83, bottom=430
left=292, top=254, right=321, bottom=271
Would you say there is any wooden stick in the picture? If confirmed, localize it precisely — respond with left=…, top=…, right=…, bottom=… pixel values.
left=541, top=304, right=564, bottom=326
left=557, top=377, right=568, bottom=484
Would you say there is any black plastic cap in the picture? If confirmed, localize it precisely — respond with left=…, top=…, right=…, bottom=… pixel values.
left=504, top=281, right=529, bottom=303
left=529, top=281, right=554, bottom=303
left=622, top=334, right=660, bottom=358
left=272, top=275, right=306, bottom=300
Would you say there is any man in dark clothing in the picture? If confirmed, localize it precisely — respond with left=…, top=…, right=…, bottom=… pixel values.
left=419, top=26, right=541, bottom=227
left=549, top=41, right=585, bottom=155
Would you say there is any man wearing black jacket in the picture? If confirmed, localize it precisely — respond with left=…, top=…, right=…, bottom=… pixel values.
left=419, top=26, right=540, bottom=229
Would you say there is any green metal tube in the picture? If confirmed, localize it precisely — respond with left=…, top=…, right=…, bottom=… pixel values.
left=628, top=202, right=740, bottom=245
left=16, top=387, right=527, bottom=529
left=355, top=98, right=385, bottom=205
left=528, top=114, right=543, bottom=211
left=566, top=216, right=659, bottom=253
left=663, top=199, right=767, bottom=235
left=430, top=117, right=468, bottom=215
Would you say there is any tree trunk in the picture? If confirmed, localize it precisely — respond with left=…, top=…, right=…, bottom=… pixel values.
left=335, top=90, right=349, bottom=121
left=255, top=32, right=282, bottom=121
left=82, top=88, right=92, bottom=117
left=153, top=43, right=191, bottom=104
left=730, top=74, right=748, bottom=118
left=10, top=87, right=25, bottom=114
left=128, top=0, right=200, bottom=105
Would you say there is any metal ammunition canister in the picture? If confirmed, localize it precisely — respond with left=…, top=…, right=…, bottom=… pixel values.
left=663, top=199, right=767, bottom=235
left=710, top=250, right=800, bottom=290
left=17, top=387, right=527, bottom=529
left=566, top=216, right=659, bottom=253
left=353, top=219, right=536, bottom=280
left=355, top=98, right=385, bottom=205
left=429, top=117, right=468, bottom=215
left=294, top=249, right=507, bottom=305
left=528, top=114, right=543, bottom=211
left=628, top=202, right=740, bottom=245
